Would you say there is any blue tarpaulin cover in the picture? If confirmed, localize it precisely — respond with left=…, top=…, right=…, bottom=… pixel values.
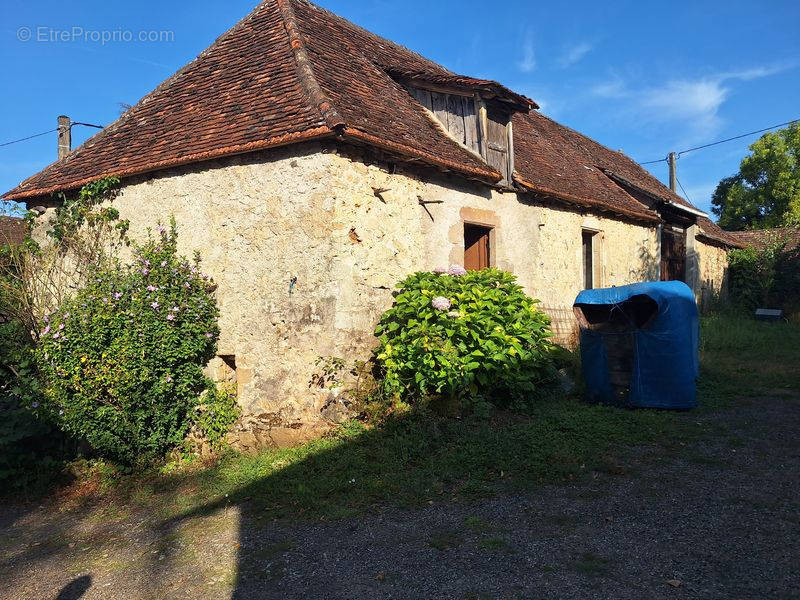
left=574, top=281, right=699, bottom=409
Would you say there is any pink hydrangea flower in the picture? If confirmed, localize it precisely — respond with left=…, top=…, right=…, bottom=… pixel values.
left=431, top=296, right=451, bottom=311
left=448, top=265, right=467, bottom=276
left=433, top=266, right=447, bottom=274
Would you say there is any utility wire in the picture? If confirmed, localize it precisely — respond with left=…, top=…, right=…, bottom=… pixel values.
left=0, top=121, right=104, bottom=149
left=0, top=128, right=58, bottom=148
left=638, top=118, right=800, bottom=165
left=675, top=176, right=692, bottom=204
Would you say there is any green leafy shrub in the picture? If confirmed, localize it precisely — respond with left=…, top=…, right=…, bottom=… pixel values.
left=35, top=221, right=220, bottom=464
left=0, top=321, right=71, bottom=492
left=728, top=235, right=800, bottom=314
left=195, top=383, right=240, bottom=450
left=375, top=268, right=555, bottom=412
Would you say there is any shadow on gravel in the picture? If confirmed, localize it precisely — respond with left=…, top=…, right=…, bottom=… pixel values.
left=55, top=575, right=92, bottom=599
left=152, top=399, right=679, bottom=599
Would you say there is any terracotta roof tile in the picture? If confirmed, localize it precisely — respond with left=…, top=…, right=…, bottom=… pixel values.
left=727, top=226, right=800, bottom=250
left=512, top=112, right=660, bottom=222
left=3, top=0, right=709, bottom=229
left=0, top=217, right=25, bottom=247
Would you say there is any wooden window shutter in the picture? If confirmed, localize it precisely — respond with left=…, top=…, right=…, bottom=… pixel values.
left=485, top=105, right=511, bottom=184
left=464, top=224, right=491, bottom=271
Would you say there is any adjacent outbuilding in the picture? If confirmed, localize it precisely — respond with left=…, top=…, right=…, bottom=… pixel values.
left=574, top=281, right=699, bottom=409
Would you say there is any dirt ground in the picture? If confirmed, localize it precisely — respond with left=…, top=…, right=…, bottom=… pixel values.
left=1, top=394, right=798, bottom=600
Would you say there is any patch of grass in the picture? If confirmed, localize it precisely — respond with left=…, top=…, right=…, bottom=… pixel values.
left=478, top=536, right=514, bottom=553
left=429, top=530, right=463, bottom=551
left=572, top=551, right=613, bottom=577
left=464, top=515, right=493, bottom=534
left=31, top=312, right=800, bottom=529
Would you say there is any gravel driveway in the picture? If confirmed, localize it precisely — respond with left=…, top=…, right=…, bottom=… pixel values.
left=2, top=394, right=798, bottom=599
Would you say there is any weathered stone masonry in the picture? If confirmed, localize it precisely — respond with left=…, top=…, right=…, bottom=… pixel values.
left=99, top=141, right=675, bottom=435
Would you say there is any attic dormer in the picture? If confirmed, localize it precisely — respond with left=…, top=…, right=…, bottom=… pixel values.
left=401, top=77, right=534, bottom=187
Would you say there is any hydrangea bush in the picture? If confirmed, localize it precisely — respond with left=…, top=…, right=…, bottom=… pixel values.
left=35, top=221, right=220, bottom=464
left=375, top=267, right=555, bottom=412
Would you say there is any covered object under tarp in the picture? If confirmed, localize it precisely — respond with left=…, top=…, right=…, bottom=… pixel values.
left=573, top=281, right=699, bottom=409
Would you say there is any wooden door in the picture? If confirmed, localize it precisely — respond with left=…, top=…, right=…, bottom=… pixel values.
left=661, top=228, right=686, bottom=281
left=464, top=224, right=491, bottom=270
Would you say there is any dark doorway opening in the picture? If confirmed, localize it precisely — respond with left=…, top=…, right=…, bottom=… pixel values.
left=582, top=230, right=595, bottom=289
left=661, top=227, right=686, bottom=281
left=464, top=223, right=491, bottom=270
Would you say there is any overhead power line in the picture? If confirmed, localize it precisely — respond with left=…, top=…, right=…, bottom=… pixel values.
left=0, top=121, right=104, bottom=149
left=675, top=176, right=692, bottom=204
left=638, top=118, right=800, bottom=165
left=0, top=128, right=58, bottom=148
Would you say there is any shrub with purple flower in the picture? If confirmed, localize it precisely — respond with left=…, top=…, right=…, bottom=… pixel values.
left=375, top=268, right=554, bottom=411
left=447, top=264, right=467, bottom=276
left=36, top=218, right=221, bottom=464
left=431, top=296, right=451, bottom=311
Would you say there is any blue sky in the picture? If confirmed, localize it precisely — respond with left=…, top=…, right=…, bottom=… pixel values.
left=1, top=0, right=798, bottom=217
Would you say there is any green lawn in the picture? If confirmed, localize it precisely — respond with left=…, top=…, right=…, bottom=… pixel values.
left=80, top=312, right=800, bottom=525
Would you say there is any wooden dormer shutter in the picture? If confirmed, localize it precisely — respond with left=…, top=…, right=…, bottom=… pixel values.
left=484, top=105, right=511, bottom=185
left=408, top=87, right=481, bottom=154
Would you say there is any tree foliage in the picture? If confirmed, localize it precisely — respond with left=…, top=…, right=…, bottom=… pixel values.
left=712, top=123, right=800, bottom=230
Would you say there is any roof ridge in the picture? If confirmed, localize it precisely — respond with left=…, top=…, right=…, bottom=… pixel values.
left=293, top=0, right=454, bottom=76
left=278, top=0, right=345, bottom=130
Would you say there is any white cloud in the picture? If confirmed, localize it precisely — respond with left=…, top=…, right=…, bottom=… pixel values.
left=517, top=30, right=536, bottom=73
left=557, top=42, right=593, bottom=68
left=588, top=63, right=793, bottom=142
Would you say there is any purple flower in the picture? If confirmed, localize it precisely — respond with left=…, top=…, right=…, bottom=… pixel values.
left=144, top=259, right=151, bottom=267
left=43, top=315, right=49, bottom=323
left=42, top=325, right=51, bottom=335
left=31, top=402, right=39, bottom=409
left=205, top=332, right=213, bottom=338
left=183, top=282, right=191, bottom=289
left=157, top=226, right=165, bottom=235
left=151, top=301, right=159, bottom=309
left=165, top=374, right=173, bottom=383
left=147, top=285, right=158, bottom=292
left=160, top=261, right=167, bottom=267
left=103, top=297, right=109, bottom=304
left=433, top=266, right=447, bottom=274
left=448, top=265, right=467, bottom=276
left=166, top=313, right=175, bottom=321
left=58, top=323, right=64, bottom=330
left=141, top=268, right=150, bottom=276
left=431, top=296, right=451, bottom=311
left=114, top=292, right=123, bottom=300
left=53, top=332, right=60, bottom=339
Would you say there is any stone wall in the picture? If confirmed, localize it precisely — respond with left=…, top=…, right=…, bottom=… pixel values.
left=35, top=141, right=663, bottom=443
left=695, top=238, right=729, bottom=310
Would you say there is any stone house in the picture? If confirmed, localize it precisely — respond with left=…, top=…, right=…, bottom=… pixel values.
left=2, top=0, right=741, bottom=441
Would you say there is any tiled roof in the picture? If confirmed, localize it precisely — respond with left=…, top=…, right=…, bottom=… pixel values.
left=0, top=217, right=25, bottom=247
left=4, top=0, right=499, bottom=201
left=727, top=227, right=800, bottom=250
left=2, top=0, right=710, bottom=231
